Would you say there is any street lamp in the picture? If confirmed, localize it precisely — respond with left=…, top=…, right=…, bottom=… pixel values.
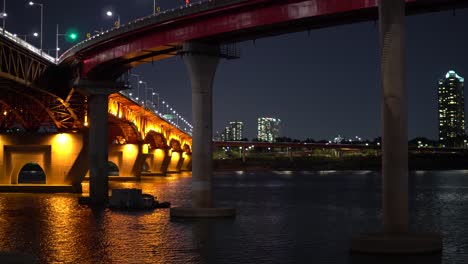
left=106, top=11, right=120, bottom=28
left=1, top=0, right=6, bottom=34
left=28, top=1, right=43, bottom=53
left=140, top=81, right=154, bottom=108
left=14, top=32, right=39, bottom=42
left=130, top=74, right=140, bottom=101
left=151, top=91, right=159, bottom=111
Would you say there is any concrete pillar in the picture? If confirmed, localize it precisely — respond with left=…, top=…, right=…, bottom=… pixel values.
left=131, top=144, right=147, bottom=181
left=350, top=0, right=441, bottom=254
left=185, top=42, right=218, bottom=208
left=181, top=153, right=192, bottom=171
left=380, top=0, right=408, bottom=234
left=88, top=93, right=109, bottom=204
left=170, top=42, right=235, bottom=217
left=75, top=80, right=127, bottom=206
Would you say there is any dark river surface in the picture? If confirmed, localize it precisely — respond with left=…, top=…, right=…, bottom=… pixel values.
left=0, top=170, right=468, bottom=263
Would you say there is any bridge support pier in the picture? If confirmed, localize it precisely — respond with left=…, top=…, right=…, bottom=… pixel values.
left=350, top=0, right=441, bottom=254
left=76, top=80, right=127, bottom=206
left=171, top=42, right=235, bottom=218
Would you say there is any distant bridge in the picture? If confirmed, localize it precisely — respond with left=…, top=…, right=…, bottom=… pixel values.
left=214, top=141, right=468, bottom=154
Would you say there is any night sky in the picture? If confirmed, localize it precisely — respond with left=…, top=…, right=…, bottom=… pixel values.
left=5, top=0, right=468, bottom=140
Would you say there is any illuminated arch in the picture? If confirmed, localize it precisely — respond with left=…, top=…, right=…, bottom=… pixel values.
left=145, top=130, right=168, bottom=149
left=108, top=116, right=142, bottom=144
left=108, top=161, right=119, bottom=176
left=18, top=162, right=46, bottom=184
left=169, top=139, right=182, bottom=152
left=183, top=143, right=191, bottom=154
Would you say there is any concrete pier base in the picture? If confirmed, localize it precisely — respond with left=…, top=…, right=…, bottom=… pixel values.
left=170, top=207, right=235, bottom=218
left=350, top=232, right=442, bottom=254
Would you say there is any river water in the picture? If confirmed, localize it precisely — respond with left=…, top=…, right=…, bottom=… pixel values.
left=0, top=170, right=467, bottom=263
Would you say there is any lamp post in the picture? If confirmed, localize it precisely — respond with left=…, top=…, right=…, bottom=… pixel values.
left=130, top=74, right=140, bottom=101
left=28, top=1, right=43, bottom=53
left=55, top=25, right=78, bottom=62
left=106, top=11, right=120, bottom=28
left=1, top=0, right=6, bottom=34
left=161, top=101, right=166, bottom=115
left=140, top=81, right=149, bottom=107
left=14, top=32, right=38, bottom=42
left=151, top=91, right=159, bottom=111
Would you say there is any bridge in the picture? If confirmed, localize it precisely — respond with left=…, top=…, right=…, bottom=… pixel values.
left=0, top=28, right=192, bottom=192
left=1, top=0, right=468, bottom=253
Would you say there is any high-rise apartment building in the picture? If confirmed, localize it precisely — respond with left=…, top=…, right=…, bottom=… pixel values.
left=438, top=70, right=465, bottom=148
left=257, top=117, right=281, bottom=142
left=220, top=121, right=244, bottom=141
left=228, top=121, right=244, bottom=141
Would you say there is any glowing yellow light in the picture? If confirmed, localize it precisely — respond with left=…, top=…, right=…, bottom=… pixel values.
left=53, top=134, right=73, bottom=153
left=3, top=111, right=6, bottom=116
left=56, top=133, right=71, bottom=144
left=123, top=144, right=138, bottom=156
left=154, top=149, right=165, bottom=159
left=142, top=144, right=149, bottom=154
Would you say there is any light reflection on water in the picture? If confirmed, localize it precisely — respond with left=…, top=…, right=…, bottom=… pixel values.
left=0, top=171, right=467, bottom=263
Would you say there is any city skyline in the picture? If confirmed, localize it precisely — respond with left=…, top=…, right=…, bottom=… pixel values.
left=2, top=1, right=468, bottom=140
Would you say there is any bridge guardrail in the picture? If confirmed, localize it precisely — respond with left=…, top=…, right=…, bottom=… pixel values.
left=0, top=27, right=56, bottom=64
left=60, top=0, right=248, bottom=62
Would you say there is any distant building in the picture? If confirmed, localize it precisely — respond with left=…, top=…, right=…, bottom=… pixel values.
left=228, top=121, right=244, bottom=141
left=220, top=121, right=244, bottom=141
left=438, top=70, right=465, bottom=148
left=257, top=117, right=281, bottom=142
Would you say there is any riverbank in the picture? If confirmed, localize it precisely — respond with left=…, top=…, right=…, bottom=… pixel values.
left=213, top=152, right=468, bottom=171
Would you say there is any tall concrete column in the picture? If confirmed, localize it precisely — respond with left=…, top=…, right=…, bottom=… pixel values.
left=76, top=80, right=126, bottom=206
left=170, top=42, right=235, bottom=217
left=350, top=0, right=441, bottom=254
left=380, top=0, right=408, bottom=233
left=185, top=43, right=217, bottom=207
left=88, top=93, right=110, bottom=204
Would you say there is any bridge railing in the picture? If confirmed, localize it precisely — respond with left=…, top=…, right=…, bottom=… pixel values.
left=60, top=0, right=248, bottom=61
left=118, top=91, right=193, bottom=136
left=0, top=27, right=56, bottom=64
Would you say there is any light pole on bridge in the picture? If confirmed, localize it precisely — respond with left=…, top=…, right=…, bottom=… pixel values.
left=1, top=0, right=6, bottom=34
left=140, top=81, right=151, bottom=107
left=14, top=32, right=38, bottom=42
left=55, top=24, right=78, bottom=62
left=152, top=91, right=159, bottom=112
left=130, top=74, right=141, bottom=102
left=28, top=1, right=43, bottom=53
left=106, top=11, right=120, bottom=28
